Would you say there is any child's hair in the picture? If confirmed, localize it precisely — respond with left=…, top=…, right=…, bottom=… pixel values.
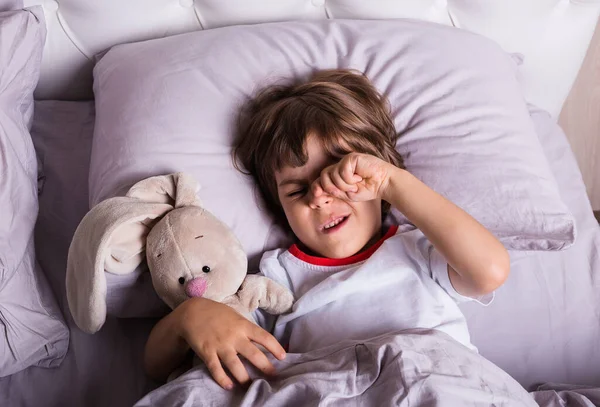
left=232, top=69, right=404, bottom=226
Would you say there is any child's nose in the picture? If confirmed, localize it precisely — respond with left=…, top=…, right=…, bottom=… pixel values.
left=308, top=185, right=333, bottom=209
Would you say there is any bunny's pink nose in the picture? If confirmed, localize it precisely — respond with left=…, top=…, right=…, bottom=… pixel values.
left=185, top=278, right=207, bottom=297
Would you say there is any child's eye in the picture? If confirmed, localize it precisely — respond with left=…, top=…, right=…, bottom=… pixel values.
left=287, top=188, right=306, bottom=198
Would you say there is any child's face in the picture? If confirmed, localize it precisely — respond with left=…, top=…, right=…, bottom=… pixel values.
left=275, top=137, right=383, bottom=258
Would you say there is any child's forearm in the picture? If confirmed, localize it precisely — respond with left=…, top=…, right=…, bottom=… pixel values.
left=144, top=311, right=191, bottom=382
left=383, top=167, right=509, bottom=296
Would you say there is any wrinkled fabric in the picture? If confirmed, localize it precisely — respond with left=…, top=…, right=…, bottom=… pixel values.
left=137, top=331, right=600, bottom=406
left=0, top=0, right=23, bottom=12
left=532, top=383, right=600, bottom=407
left=459, top=107, right=600, bottom=389
left=0, top=7, right=68, bottom=377
left=0, top=101, right=155, bottom=406
left=136, top=329, right=538, bottom=407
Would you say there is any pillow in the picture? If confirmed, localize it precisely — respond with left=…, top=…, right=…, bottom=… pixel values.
left=0, top=0, right=22, bottom=12
left=0, top=7, right=69, bottom=376
left=89, top=19, right=574, bottom=318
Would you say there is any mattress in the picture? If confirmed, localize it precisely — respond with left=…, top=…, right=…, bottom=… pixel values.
left=461, top=106, right=600, bottom=388
left=0, top=100, right=598, bottom=406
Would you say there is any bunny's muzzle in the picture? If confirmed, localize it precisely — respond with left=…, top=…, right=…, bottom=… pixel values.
left=185, top=277, right=208, bottom=297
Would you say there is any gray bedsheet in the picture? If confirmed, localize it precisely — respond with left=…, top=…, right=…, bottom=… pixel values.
left=0, top=101, right=598, bottom=406
left=136, top=329, right=538, bottom=407
left=136, top=330, right=600, bottom=407
left=459, top=106, right=600, bottom=389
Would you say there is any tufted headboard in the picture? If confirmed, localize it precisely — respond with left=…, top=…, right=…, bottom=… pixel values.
left=20, top=0, right=600, bottom=118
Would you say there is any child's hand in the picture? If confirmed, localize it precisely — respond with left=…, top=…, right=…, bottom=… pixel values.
left=313, top=152, right=395, bottom=202
left=176, top=297, right=286, bottom=390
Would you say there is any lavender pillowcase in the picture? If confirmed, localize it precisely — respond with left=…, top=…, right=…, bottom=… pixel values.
left=0, top=7, right=69, bottom=376
left=89, top=20, right=575, bottom=318
left=0, top=0, right=23, bottom=11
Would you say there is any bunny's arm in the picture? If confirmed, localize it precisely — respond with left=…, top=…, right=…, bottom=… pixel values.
left=236, top=275, right=294, bottom=315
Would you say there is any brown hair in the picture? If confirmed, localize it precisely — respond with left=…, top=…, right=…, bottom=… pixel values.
left=232, top=69, right=404, bottom=226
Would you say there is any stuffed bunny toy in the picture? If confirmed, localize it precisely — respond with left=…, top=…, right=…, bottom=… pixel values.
left=66, top=172, right=294, bottom=334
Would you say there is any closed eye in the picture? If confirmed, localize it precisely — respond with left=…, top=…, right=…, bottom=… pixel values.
left=287, top=187, right=307, bottom=198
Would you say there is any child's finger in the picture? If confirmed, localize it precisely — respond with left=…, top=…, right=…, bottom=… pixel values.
left=219, top=349, right=251, bottom=385
left=331, top=169, right=358, bottom=193
left=341, top=160, right=362, bottom=184
left=204, top=354, right=234, bottom=390
left=238, top=341, right=276, bottom=375
left=248, top=325, right=286, bottom=360
left=319, top=171, right=341, bottom=197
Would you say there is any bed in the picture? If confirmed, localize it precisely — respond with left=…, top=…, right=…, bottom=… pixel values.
left=1, top=1, right=600, bottom=406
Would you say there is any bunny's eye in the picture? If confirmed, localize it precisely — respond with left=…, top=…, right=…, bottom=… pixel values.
left=202, top=266, right=211, bottom=273
left=178, top=277, right=185, bottom=285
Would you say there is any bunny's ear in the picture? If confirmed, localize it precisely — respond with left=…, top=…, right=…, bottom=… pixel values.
left=66, top=196, right=172, bottom=334
left=126, top=172, right=202, bottom=208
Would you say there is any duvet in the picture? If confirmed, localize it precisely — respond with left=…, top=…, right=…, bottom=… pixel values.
left=135, top=329, right=537, bottom=406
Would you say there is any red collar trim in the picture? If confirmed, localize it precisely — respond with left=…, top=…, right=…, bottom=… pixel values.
left=288, top=225, right=398, bottom=267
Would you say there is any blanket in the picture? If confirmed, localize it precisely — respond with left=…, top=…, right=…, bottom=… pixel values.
left=135, top=329, right=539, bottom=406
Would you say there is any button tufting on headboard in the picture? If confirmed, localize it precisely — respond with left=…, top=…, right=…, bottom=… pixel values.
left=20, top=0, right=600, bottom=116
left=44, top=0, right=57, bottom=12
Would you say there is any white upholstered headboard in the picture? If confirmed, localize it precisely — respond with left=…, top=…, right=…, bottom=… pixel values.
left=19, top=0, right=600, bottom=118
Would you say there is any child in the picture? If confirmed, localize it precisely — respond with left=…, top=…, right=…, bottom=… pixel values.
left=144, top=69, right=510, bottom=390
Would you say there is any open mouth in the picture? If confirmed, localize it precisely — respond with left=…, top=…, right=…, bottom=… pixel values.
left=321, top=215, right=349, bottom=234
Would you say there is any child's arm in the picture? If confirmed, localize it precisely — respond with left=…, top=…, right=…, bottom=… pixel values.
left=144, top=297, right=286, bottom=389
left=144, top=307, right=193, bottom=382
left=314, top=153, right=509, bottom=298
left=381, top=167, right=509, bottom=297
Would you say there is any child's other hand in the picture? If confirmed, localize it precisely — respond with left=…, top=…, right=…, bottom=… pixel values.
left=176, top=297, right=286, bottom=390
left=313, top=152, right=394, bottom=202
